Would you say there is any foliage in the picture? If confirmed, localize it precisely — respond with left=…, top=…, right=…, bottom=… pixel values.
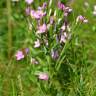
left=0, top=0, right=96, bottom=96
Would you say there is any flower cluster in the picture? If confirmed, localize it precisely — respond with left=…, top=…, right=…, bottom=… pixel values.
left=30, top=10, right=46, bottom=20
left=15, top=0, right=88, bottom=81
left=36, top=24, right=47, bottom=34
left=58, top=1, right=72, bottom=16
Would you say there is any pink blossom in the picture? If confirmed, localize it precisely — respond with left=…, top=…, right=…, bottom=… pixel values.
left=15, top=51, right=24, bottom=60
left=83, top=19, right=88, bottom=23
left=25, top=7, right=31, bottom=15
left=64, top=7, right=72, bottom=16
left=30, top=10, right=38, bottom=19
left=25, top=48, right=29, bottom=54
left=38, top=7, right=43, bottom=10
left=76, top=15, right=88, bottom=23
left=64, top=12, right=68, bottom=17
left=65, top=7, right=72, bottom=13
left=60, top=32, right=67, bottom=43
left=60, top=35, right=66, bottom=43
left=58, top=1, right=65, bottom=10
left=30, top=10, right=46, bottom=19
left=31, top=58, right=38, bottom=64
left=51, top=50, right=59, bottom=60
left=58, top=1, right=72, bottom=16
left=37, top=24, right=47, bottom=34
left=36, top=10, right=46, bottom=17
left=42, top=2, right=47, bottom=9
left=25, top=0, right=33, bottom=5
left=50, top=16, right=55, bottom=24
left=34, top=39, right=40, bottom=48
left=38, top=73, right=49, bottom=80
left=38, top=2, right=47, bottom=10
left=61, top=24, right=66, bottom=31
left=77, top=15, right=84, bottom=21
left=68, top=8, right=73, bottom=12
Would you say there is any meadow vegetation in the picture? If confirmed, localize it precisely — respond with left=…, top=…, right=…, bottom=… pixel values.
left=0, top=0, right=96, bottom=96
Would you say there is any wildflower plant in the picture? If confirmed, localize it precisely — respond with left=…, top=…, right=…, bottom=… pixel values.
left=3, top=0, right=89, bottom=96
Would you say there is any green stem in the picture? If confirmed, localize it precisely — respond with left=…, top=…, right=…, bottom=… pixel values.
left=55, top=22, right=81, bottom=71
left=7, top=0, right=12, bottom=59
left=11, top=79, right=15, bottom=96
left=18, top=75, right=24, bottom=96
left=55, top=42, right=67, bottom=68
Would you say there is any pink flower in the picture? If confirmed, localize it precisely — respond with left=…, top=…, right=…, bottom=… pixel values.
left=76, top=15, right=88, bottom=23
left=38, top=2, right=47, bottom=10
left=30, top=10, right=39, bottom=19
left=51, top=50, right=59, bottom=60
left=60, top=32, right=67, bottom=43
left=60, top=35, right=66, bottom=43
left=38, top=73, right=49, bottom=80
left=77, top=15, right=84, bottom=21
left=50, top=16, right=55, bottom=24
left=34, top=39, right=40, bottom=48
left=36, top=10, right=46, bottom=17
left=25, top=7, right=31, bottom=15
left=61, top=24, right=66, bottom=31
left=38, top=7, right=43, bottom=10
left=83, top=19, right=88, bottom=23
left=30, top=10, right=46, bottom=19
left=64, top=12, right=68, bottom=17
left=65, top=7, right=72, bottom=13
left=42, top=2, right=47, bottom=9
left=25, top=48, right=29, bottom=54
left=31, top=58, right=38, bottom=64
left=58, top=2, right=72, bottom=16
left=37, top=24, right=47, bottom=34
left=15, top=51, right=24, bottom=60
left=58, top=1, right=65, bottom=10
left=25, top=0, right=33, bottom=5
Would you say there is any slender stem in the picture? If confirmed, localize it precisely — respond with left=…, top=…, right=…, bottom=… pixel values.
left=7, top=0, right=12, bottom=59
left=11, top=79, right=15, bottom=96
left=18, top=75, right=24, bottom=96
left=55, top=43, right=67, bottom=70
